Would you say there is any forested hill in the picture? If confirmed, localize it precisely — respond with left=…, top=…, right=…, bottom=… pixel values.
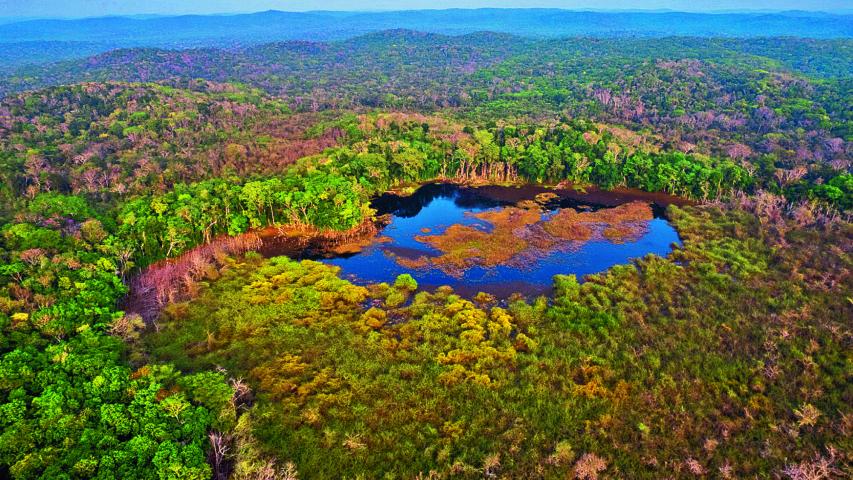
left=3, top=33, right=850, bottom=171
left=4, top=33, right=852, bottom=97
left=5, top=33, right=851, bottom=98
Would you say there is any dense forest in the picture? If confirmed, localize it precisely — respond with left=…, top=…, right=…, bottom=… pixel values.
left=4, top=34, right=851, bottom=172
left=0, top=18, right=850, bottom=480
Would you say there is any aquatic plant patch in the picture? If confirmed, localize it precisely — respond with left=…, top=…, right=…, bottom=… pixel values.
left=407, top=201, right=655, bottom=276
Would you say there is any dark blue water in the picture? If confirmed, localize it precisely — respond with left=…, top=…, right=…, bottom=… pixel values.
left=325, top=184, right=681, bottom=297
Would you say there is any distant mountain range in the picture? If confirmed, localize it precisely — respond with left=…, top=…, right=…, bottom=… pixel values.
left=4, top=9, right=851, bottom=43
left=0, top=9, right=849, bottom=69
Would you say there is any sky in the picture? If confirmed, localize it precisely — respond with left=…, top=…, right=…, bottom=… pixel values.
left=0, top=0, right=849, bottom=18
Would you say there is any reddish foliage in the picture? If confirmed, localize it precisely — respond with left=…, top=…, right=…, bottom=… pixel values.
left=125, top=233, right=263, bottom=324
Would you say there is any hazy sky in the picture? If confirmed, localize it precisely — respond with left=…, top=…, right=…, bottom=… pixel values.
left=0, top=0, right=849, bottom=18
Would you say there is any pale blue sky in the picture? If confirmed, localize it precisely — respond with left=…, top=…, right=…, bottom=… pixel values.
left=0, top=0, right=849, bottom=18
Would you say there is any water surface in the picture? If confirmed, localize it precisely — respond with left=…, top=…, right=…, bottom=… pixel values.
left=323, top=183, right=681, bottom=297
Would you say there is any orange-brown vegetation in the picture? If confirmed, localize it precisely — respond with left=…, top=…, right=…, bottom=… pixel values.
left=546, top=201, right=653, bottom=243
left=401, top=202, right=654, bottom=274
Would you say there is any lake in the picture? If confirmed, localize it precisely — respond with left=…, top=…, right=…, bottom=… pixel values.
left=322, top=183, right=682, bottom=297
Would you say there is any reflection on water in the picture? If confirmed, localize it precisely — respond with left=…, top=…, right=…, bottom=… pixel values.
left=325, top=183, right=682, bottom=297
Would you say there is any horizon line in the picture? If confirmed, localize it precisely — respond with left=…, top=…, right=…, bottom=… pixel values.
left=2, top=7, right=851, bottom=22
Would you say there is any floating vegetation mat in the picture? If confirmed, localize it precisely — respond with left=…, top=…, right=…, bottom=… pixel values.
left=399, top=201, right=654, bottom=276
